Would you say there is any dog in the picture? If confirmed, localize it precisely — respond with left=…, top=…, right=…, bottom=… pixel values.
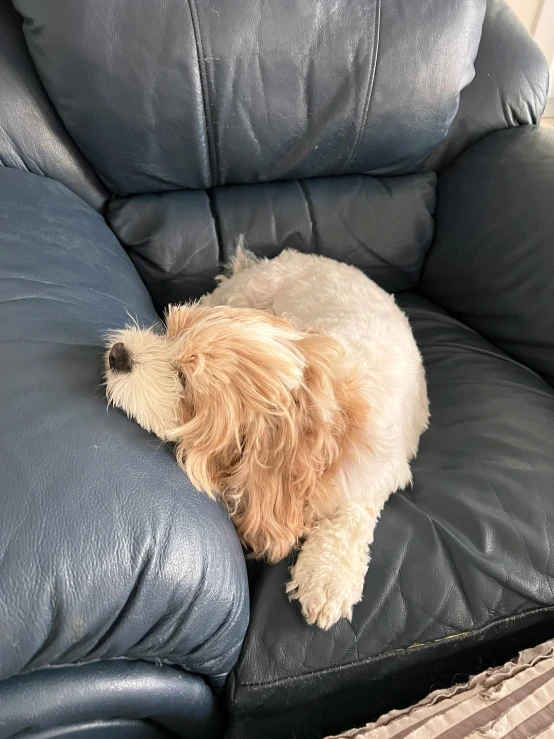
left=104, top=246, right=429, bottom=629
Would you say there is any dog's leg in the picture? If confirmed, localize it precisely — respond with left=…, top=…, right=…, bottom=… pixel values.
left=286, top=502, right=378, bottom=630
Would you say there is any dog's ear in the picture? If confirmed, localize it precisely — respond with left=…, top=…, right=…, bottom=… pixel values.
left=167, top=309, right=368, bottom=564
left=229, top=330, right=350, bottom=563
left=168, top=308, right=310, bottom=494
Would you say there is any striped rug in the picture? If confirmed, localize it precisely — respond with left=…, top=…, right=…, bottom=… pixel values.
left=327, top=640, right=554, bottom=738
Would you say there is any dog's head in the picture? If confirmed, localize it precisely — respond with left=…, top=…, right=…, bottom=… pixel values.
left=105, top=304, right=368, bottom=562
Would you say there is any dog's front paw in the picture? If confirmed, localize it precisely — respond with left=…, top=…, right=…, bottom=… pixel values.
left=286, top=561, right=362, bottom=630
left=287, top=576, right=353, bottom=629
left=286, top=504, right=373, bottom=629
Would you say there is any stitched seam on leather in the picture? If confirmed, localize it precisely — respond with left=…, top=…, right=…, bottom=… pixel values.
left=235, top=605, right=554, bottom=689
left=187, top=0, right=217, bottom=187
left=344, top=0, right=381, bottom=172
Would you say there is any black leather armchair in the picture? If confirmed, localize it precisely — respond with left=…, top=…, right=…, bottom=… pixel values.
left=0, top=1, right=552, bottom=738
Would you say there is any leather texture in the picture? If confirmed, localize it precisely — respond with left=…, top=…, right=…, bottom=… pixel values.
left=227, top=292, right=554, bottom=738
left=108, top=173, right=436, bottom=309
left=0, top=2, right=107, bottom=210
left=14, top=722, right=171, bottom=739
left=426, top=0, right=550, bottom=170
left=421, top=126, right=554, bottom=386
left=0, top=168, right=249, bottom=690
left=14, top=0, right=484, bottom=195
left=0, top=660, right=221, bottom=739
left=18, top=723, right=171, bottom=739
left=2, top=2, right=553, bottom=738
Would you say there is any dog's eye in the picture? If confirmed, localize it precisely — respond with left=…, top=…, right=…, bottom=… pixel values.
left=177, top=368, right=186, bottom=384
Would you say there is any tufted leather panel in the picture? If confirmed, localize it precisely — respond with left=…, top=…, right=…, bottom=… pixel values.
left=421, top=126, right=554, bottom=385
left=108, top=172, right=436, bottom=309
left=226, top=292, right=554, bottom=738
left=14, top=0, right=484, bottom=194
left=0, top=167, right=249, bottom=688
left=0, top=660, right=221, bottom=739
left=0, top=2, right=107, bottom=210
left=426, top=0, right=549, bottom=171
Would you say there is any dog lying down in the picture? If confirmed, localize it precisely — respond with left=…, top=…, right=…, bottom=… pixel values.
left=105, top=247, right=429, bottom=629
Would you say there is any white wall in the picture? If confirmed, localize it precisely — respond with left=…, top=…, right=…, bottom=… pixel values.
left=505, top=0, right=543, bottom=32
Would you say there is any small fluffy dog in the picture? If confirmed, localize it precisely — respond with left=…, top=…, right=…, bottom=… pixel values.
left=105, top=247, right=429, bottom=629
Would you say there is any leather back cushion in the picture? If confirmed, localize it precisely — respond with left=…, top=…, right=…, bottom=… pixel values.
left=107, top=172, right=436, bottom=309
left=15, top=0, right=484, bottom=195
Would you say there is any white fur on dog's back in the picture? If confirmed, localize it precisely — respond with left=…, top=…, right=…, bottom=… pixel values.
left=203, top=248, right=429, bottom=514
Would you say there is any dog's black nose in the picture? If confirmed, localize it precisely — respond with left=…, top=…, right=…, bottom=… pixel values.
left=109, top=342, right=132, bottom=373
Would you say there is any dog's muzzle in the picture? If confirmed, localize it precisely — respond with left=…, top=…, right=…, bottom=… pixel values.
left=109, top=342, right=132, bottom=373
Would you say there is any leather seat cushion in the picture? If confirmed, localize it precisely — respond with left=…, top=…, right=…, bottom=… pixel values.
left=226, top=293, right=554, bottom=736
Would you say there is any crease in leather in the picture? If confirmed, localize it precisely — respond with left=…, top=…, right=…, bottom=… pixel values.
left=186, top=0, right=216, bottom=187
left=297, top=179, right=319, bottom=254
left=344, top=0, right=381, bottom=172
left=206, top=189, right=224, bottom=267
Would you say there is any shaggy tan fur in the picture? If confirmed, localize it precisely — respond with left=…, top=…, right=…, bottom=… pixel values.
left=165, top=304, right=370, bottom=563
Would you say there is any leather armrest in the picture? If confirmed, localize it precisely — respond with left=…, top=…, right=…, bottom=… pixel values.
left=0, top=2, right=107, bottom=210
left=0, top=168, right=249, bottom=688
left=0, top=661, right=223, bottom=739
left=420, top=126, right=554, bottom=385
left=426, top=0, right=549, bottom=171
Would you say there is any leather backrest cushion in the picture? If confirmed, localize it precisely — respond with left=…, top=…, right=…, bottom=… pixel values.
left=107, top=172, right=436, bottom=309
left=15, top=0, right=484, bottom=195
